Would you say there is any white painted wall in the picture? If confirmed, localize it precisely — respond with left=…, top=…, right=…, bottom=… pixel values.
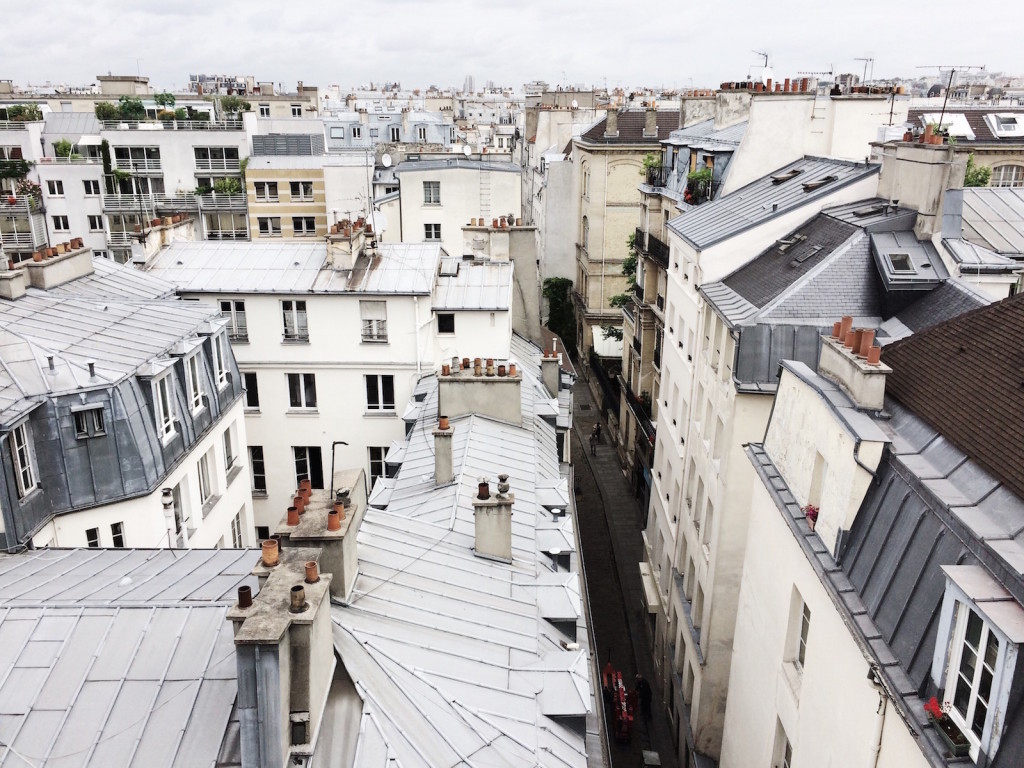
left=36, top=162, right=108, bottom=254
left=431, top=308, right=512, bottom=366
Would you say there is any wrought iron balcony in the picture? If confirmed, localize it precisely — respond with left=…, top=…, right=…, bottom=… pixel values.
left=644, top=165, right=667, bottom=187
left=647, top=233, right=670, bottom=269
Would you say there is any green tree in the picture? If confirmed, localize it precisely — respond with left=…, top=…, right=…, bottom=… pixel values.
left=601, top=234, right=639, bottom=342
left=219, top=96, right=251, bottom=116
left=117, top=96, right=147, bottom=120
left=964, top=153, right=992, bottom=187
left=212, top=177, right=242, bottom=194
left=7, top=104, right=42, bottom=122
left=542, top=277, right=577, bottom=352
left=154, top=92, right=176, bottom=109
left=94, top=101, right=120, bottom=121
left=53, top=139, right=74, bottom=157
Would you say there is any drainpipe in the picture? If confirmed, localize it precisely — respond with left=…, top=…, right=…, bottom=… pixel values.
left=868, top=666, right=888, bottom=768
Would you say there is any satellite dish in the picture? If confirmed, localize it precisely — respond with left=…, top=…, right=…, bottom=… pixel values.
left=381, top=153, right=392, bottom=168
left=571, top=99, right=578, bottom=109
left=462, top=145, right=472, bottom=157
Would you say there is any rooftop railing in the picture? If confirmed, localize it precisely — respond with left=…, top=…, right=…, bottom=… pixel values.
left=101, top=119, right=245, bottom=131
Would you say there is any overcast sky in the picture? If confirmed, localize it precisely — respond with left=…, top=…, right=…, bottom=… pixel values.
left=5, top=0, right=1021, bottom=93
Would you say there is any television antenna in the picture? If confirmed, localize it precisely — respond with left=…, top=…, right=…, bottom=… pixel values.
left=854, top=57, right=874, bottom=84
left=916, top=64, right=986, bottom=131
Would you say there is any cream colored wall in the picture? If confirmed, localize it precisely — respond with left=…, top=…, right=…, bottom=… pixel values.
left=719, top=474, right=929, bottom=768
left=246, top=167, right=327, bottom=239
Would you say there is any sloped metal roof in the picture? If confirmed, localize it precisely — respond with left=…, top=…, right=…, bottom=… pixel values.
left=432, top=259, right=513, bottom=310
left=942, top=238, right=1020, bottom=271
left=668, top=156, right=880, bottom=250
left=334, top=334, right=595, bottom=767
left=148, top=241, right=441, bottom=295
left=960, top=187, right=1024, bottom=256
left=0, top=548, right=259, bottom=768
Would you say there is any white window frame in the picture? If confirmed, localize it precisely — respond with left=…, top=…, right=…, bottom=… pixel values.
left=231, top=511, right=243, bottom=547
left=281, top=299, right=309, bottom=342
left=991, top=164, right=1024, bottom=188
left=220, top=300, right=247, bottom=341
left=185, top=353, right=204, bottom=413
left=85, top=527, right=100, bottom=548
left=424, top=223, right=441, bottom=241
left=289, top=180, right=313, bottom=201
left=287, top=372, right=318, bottom=410
left=83, top=179, right=100, bottom=196
left=259, top=104, right=270, bottom=117
left=437, top=312, right=455, bottom=334
left=352, top=126, right=362, bottom=139
left=154, top=374, right=176, bottom=441
left=369, top=446, right=387, bottom=485
left=360, top=300, right=388, bottom=343
left=417, top=126, right=427, bottom=142
left=87, top=214, right=104, bottom=232
left=330, top=126, right=345, bottom=139
left=11, top=421, right=37, bottom=499
left=52, top=215, right=70, bottom=232
left=212, top=332, right=229, bottom=389
left=365, top=374, right=395, bottom=412
left=257, top=216, right=281, bottom=237
left=292, top=216, right=316, bottom=236
left=46, top=180, right=64, bottom=197
left=254, top=181, right=278, bottom=202
left=423, top=180, right=440, bottom=204
left=110, top=522, right=125, bottom=548
left=73, top=407, right=105, bottom=439
left=291, top=104, right=302, bottom=117
left=249, top=446, right=267, bottom=495
left=198, top=451, right=213, bottom=505
left=389, top=125, right=401, bottom=142
left=242, top=371, right=259, bottom=410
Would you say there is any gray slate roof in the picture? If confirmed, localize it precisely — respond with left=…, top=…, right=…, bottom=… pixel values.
left=941, top=238, right=1020, bottom=272
left=148, top=241, right=443, bottom=295
left=0, top=548, right=259, bottom=768
left=432, top=259, right=513, bottom=310
left=668, top=156, right=880, bottom=249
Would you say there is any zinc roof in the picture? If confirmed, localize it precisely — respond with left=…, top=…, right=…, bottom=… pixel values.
left=960, top=187, right=1024, bottom=256
left=148, top=241, right=442, bottom=295
left=333, top=335, right=594, bottom=767
left=432, top=259, right=513, bottom=310
left=668, top=156, right=880, bottom=250
left=0, top=548, right=259, bottom=768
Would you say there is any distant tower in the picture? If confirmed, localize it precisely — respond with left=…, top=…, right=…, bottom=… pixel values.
left=463, top=74, right=475, bottom=95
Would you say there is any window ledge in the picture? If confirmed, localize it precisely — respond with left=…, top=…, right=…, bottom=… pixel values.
left=363, top=410, right=397, bottom=417
left=361, top=338, right=389, bottom=344
left=286, top=409, right=320, bottom=416
left=244, top=407, right=261, bottom=415
left=226, top=464, right=242, bottom=486
left=201, top=494, right=221, bottom=518
left=281, top=337, right=310, bottom=344
left=251, top=490, right=269, bottom=499
left=781, top=660, right=803, bottom=699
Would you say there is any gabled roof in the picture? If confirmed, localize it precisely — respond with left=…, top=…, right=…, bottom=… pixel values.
left=883, top=292, right=1024, bottom=502
left=332, top=335, right=593, bottom=767
left=668, top=156, right=880, bottom=250
left=960, top=187, right=1024, bottom=257
left=0, top=548, right=258, bottom=768
left=578, top=110, right=679, bottom=145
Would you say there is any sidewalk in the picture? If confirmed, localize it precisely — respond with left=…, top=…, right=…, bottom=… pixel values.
left=572, top=378, right=678, bottom=768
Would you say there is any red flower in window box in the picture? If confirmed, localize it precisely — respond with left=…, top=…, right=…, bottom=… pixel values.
left=802, top=504, right=819, bottom=530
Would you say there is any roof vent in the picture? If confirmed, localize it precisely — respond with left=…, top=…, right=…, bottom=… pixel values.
left=777, top=233, right=807, bottom=254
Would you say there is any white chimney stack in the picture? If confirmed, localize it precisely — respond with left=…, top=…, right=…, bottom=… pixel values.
left=473, top=475, right=514, bottom=563
left=434, top=415, right=454, bottom=485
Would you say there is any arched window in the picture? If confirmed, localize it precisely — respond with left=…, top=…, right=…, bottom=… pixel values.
left=582, top=163, right=590, bottom=198
left=582, top=216, right=589, bottom=249
left=991, top=164, right=1024, bottom=187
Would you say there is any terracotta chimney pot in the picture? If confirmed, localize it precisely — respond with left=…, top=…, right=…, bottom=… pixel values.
left=867, top=345, right=882, bottom=365
left=237, top=585, right=253, bottom=609
left=832, top=321, right=842, bottom=338
left=304, top=560, right=320, bottom=584
left=327, top=510, right=342, bottom=531
left=439, top=415, right=450, bottom=430
left=261, top=539, right=279, bottom=567
left=287, top=506, right=300, bottom=526
left=858, top=328, right=876, bottom=357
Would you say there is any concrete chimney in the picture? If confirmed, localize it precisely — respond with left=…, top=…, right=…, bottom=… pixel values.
left=275, top=467, right=367, bottom=602
left=604, top=110, right=619, bottom=138
left=473, top=475, right=514, bottom=563
left=541, top=350, right=560, bottom=399
left=229, top=547, right=334, bottom=768
left=438, top=356, right=522, bottom=424
left=434, top=416, right=454, bottom=485
left=817, top=323, right=890, bottom=410
left=876, top=142, right=967, bottom=239
left=643, top=107, right=658, bottom=138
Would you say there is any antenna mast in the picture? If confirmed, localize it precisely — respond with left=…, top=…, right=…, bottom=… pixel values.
left=854, top=57, right=874, bottom=84
left=916, top=64, right=986, bottom=130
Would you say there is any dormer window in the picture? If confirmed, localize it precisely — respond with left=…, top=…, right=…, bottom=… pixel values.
left=186, top=354, right=204, bottom=413
left=73, top=405, right=106, bottom=439
left=933, top=565, right=1023, bottom=763
left=154, top=374, right=176, bottom=440
left=212, top=332, right=229, bottom=389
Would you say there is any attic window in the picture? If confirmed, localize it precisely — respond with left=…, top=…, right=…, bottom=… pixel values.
left=996, top=115, right=1018, bottom=129
left=801, top=175, right=838, bottom=192
left=793, top=245, right=823, bottom=264
left=777, top=234, right=807, bottom=254
left=887, top=252, right=915, bottom=273
left=770, top=169, right=803, bottom=185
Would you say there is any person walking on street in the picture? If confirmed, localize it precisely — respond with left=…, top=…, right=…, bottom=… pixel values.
left=635, top=674, right=652, bottom=719
left=593, top=421, right=602, bottom=443
left=589, top=429, right=598, bottom=456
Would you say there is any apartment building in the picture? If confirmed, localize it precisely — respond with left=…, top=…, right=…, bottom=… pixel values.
left=905, top=106, right=1024, bottom=187
left=324, top=109, right=456, bottom=151
left=379, top=157, right=522, bottom=257
left=571, top=107, right=679, bottom=360
left=0, top=245, right=253, bottom=551
left=146, top=231, right=514, bottom=531
left=245, top=153, right=373, bottom=240
left=722, top=299, right=1024, bottom=767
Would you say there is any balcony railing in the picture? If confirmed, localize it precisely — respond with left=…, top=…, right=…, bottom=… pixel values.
left=198, top=193, right=247, bottom=211
left=37, top=156, right=102, bottom=165
left=107, top=231, right=136, bottom=246
left=644, top=165, right=667, bottom=187
left=207, top=228, right=249, bottom=241
left=1, top=196, right=44, bottom=216
left=647, top=233, right=670, bottom=269
left=0, top=121, right=30, bottom=131
left=101, top=119, right=245, bottom=131
left=102, top=193, right=200, bottom=212
left=113, top=157, right=162, bottom=172
left=634, top=226, right=646, bottom=252
left=0, top=231, right=44, bottom=248
left=633, top=282, right=644, bottom=301
left=194, top=157, right=241, bottom=171
left=632, top=335, right=642, bottom=354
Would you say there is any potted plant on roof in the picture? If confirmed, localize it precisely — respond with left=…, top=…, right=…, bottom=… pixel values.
left=924, top=697, right=970, bottom=758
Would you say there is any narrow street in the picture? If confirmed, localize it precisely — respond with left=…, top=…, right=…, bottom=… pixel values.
left=572, top=378, right=679, bottom=768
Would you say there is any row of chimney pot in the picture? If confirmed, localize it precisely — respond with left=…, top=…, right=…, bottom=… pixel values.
left=442, top=356, right=517, bottom=378
left=832, top=316, right=882, bottom=365
left=476, top=473, right=511, bottom=500
left=720, top=78, right=809, bottom=93
left=468, top=216, right=522, bottom=228
left=132, top=213, right=187, bottom=233
left=330, top=216, right=371, bottom=237
left=16, top=238, right=86, bottom=266
left=241, top=548, right=319, bottom=613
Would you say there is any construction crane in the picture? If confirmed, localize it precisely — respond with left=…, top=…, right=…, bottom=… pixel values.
left=854, top=57, right=874, bottom=84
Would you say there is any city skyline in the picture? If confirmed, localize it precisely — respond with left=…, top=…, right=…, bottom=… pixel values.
left=5, top=0, right=1022, bottom=93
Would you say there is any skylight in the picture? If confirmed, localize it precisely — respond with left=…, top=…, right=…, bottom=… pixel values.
left=887, top=252, right=915, bottom=273
left=770, top=169, right=803, bottom=185
left=802, top=175, right=838, bottom=192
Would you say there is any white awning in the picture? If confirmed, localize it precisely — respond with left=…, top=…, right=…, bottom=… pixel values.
left=78, top=135, right=102, bottom=146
